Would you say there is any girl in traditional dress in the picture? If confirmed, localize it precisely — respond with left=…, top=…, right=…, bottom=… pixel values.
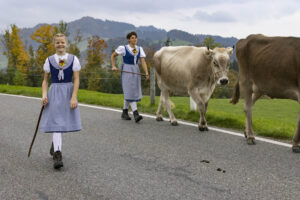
left=111, top=31, right=149, bottom=122
left=40, top=33, right=82, bottom=169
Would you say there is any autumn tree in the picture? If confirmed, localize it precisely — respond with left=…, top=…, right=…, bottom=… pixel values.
left=100, top=48, right=122, bottom=94
left=1, top=24, right=30, bottom=85
left=141, top=46, right=156, bottom=95
left=31, top=25, right=56, bottom=68
left=82, top=36, right=107, bottom=91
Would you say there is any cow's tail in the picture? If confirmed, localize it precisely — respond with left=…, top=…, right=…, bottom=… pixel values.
left=153, top=51, right=161, bottom=75
left=230, top=78, right=240, bottom=104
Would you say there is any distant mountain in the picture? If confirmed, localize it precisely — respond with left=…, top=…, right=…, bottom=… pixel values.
left=0, top=16, right=239, bottom=69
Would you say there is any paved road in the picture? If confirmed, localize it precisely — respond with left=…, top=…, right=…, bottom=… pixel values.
left=1, top=93, right=300, bottom=200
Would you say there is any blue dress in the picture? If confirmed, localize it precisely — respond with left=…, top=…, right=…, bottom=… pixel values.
left=121, top=45, right=142, bottom=102
left=40, top=54, right=82, bottom=133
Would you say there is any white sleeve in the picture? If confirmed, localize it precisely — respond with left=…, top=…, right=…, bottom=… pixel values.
left=139, top=47, right=146, bottom=58
left=115, top=46, right=125, bottom=56
left=72, top=56, right=81, bottom=71
left=43, top=58, right=50, bottom=73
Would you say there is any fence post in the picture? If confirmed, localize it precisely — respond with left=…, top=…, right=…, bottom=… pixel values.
left=150, top=67, right=156, bottom=105
left=190, top=97, right=197, bottom=111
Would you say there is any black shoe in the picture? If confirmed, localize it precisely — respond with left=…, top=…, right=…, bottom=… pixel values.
left=50, top=142, right=54, bottom=156
left=121, top=109, right=131, bottom=120
left=133, top=110, right=143, bottom=123
left=53, top=151, right=64, bottom=169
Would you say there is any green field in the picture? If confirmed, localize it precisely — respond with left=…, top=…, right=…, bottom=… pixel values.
left=0, top=84, right=299, bottom=140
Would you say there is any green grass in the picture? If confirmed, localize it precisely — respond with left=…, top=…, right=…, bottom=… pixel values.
left=0, top=84, right=299, bottom=140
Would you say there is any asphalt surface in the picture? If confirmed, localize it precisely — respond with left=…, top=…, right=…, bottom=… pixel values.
left=1, top=93, right=300, bottom=200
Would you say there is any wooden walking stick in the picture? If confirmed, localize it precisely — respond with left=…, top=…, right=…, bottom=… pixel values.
left=28, top=105, right=45, bottom=157
left=120, top=70, right=147, bottom=76
left=111, top=69, right=147, bottom=76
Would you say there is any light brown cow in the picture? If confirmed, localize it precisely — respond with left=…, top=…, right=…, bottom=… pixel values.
left=153, top=46, right=233, bottom=131
left=231, top=34, right=300, bottom=152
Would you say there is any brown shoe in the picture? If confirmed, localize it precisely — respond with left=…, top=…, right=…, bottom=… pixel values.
left=53, top=151, right=63, bottom=169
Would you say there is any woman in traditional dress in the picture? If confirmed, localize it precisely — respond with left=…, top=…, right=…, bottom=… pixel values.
left=40, top=33, right=82, bottom=169
left=111, top=31, right=149, bottom=122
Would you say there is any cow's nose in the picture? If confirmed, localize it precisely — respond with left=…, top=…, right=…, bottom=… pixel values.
left=220, top=79, right=228, bottom=85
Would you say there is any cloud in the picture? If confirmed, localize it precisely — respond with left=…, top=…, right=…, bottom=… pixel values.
left=0, top=0, right=300, bottom=38
left=193, top=10, right=236, bottom=23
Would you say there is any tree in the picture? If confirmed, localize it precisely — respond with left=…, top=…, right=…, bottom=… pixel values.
left=200, top=36, right=221, bottom=49
left=82, top=36, right=108, bottom=91
left=230, top=59, right=239, bottom=72
left=164, top=37, right=172, bottom=46
left=68, top=29, right=82, bottom=58
left=27, top=45, right=43, bottom=86
left=54, top=20, right=70, bottom=37
left=141, top=46, right=156, bottom=95
left=1, top=25, right=30, bottom=85
left=31, top=25, right=56, bottom=68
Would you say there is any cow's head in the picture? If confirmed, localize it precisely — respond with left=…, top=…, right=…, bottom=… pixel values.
left=206, top=47, right=234, bottom=85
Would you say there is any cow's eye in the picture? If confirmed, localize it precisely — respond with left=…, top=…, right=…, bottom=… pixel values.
left=213, top=60, right=219, bottom=67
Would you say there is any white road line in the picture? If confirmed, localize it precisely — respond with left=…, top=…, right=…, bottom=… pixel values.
left=0, top=92, right=292, bottom=148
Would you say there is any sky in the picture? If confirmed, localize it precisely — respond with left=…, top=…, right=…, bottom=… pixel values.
left=1, top=0, right=300, bottom=38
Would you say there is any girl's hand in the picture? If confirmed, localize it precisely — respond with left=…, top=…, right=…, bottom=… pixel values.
left=145, top=74, right=149, bottom=81
left=70, top=97, right=78, bottom=109
left=42, top=96, right=48, bottom=106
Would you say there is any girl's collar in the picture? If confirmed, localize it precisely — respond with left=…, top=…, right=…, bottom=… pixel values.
left=56, top=53, right=68, bottom=57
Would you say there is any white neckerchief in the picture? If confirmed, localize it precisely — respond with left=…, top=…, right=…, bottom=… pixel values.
left=127, top=45, right=139, bottom=64
left=56, top=53, right=68, bottom=81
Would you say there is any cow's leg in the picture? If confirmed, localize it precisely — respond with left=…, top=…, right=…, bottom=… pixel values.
left=292, top=112, right=300, bottom=153
left=189, top=89, right=208, bottom=131
left=161, top=90, right=177, bottom=126
left=156, top=92, right=164, bottom=121
left=241, top=92, right=262, bottom=138
left=243, top=86, right=256, bottom=145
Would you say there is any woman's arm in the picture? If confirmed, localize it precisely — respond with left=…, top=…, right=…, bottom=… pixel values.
left=111, top=52, right=119, bottom=71
left=42, top=73, right=49, bottom=106
left=70, top=71, right=79, bottom=109
left=140, top=57, right=149, bottom=80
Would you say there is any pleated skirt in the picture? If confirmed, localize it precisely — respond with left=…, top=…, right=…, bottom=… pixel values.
left=40, top=82, right=82, bottom=133
left=121, top=63, right=142, bottom=102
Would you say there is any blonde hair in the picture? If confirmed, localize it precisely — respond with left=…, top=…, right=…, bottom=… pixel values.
left=54, top=33, right=67, bottom=43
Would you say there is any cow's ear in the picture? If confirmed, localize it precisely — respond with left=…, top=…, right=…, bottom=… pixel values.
left=205, top=49, right=214, bottom=59
left=226, top=47, right=233, bottom=55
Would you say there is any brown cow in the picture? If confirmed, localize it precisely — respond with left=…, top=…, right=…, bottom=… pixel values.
left=153, top=46, right=233, bottom=131
left=231, top=34, right=300, bottom=152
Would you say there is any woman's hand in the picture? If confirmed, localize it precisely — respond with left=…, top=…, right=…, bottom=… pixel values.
left=70, top=97, right=78, bottom=109
left=145, top=74, right=149, bottom=81
left=112, top=66, right=118, bottom=71
left=42, top=96, right=48, bottom=106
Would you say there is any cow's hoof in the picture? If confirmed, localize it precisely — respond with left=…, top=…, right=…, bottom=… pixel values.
left=156, top=117, right=164, bottom=121
left=199, top=126, right=209, bottom=131
left=246, top=138, right=256, bottom=145
left=171, top=121, right=178, bottom=126
left=292, top=146, right=300, bottom=153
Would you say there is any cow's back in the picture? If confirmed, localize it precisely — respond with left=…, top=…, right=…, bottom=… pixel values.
left=236, top=34, right=300, bottom=99
left=153, top=46, right=209, bottom=93
left=154, top=46, right=201, bottom=73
